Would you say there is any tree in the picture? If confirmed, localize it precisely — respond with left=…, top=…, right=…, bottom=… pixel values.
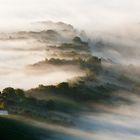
left=15, top=89, right=25, bottom=98
left=73, top=36, right=82, bottom=44
left=57, top=82, right=69, bottom=90
left=2, top=87, right=16, bottom=99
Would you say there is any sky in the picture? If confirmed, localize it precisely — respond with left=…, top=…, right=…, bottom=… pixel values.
left=0, top=0, right=140, bottom=31
left=0, top=0, right=139, bottom=89
left=0, top=0, right=139, bottom=65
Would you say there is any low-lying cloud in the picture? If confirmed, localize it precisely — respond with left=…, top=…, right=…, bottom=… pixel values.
left=0, top=22, right=89, bottom=89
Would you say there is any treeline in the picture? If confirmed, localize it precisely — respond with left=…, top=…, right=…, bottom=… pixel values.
left=0, top=87, right=55, bottom=117
left=0, top=81, right=129, bottom=121
left=28, top=82, right=117, bottom=102
left=33, top=55, right=102, bottom=77
left=0, top=81, right=117, bottom=115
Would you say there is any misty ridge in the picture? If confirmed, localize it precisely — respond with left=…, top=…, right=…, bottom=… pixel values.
left=0, top=21, right=139, bottom=108
left=0, top=0, right=140, bottom=139
left=0, top=21, right=88, bottom=89
left=0, top=21, right=140, bottom=140
left=0, top=21, right=139, bottom=98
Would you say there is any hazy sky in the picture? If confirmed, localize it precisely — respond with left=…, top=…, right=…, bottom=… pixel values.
left=0, top=0, right=139, bottom=88
left=0, top=0, right=139, bottom=65
left=0, top=0, right=140, bottom=31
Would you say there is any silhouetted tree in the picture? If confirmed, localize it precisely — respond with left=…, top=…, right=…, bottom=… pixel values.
left=2, top=87, right=16, bottom=99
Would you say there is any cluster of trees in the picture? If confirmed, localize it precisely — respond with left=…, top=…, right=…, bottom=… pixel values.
left=44, top=55, right=101, bottom=66
left=72, top=36, right=88, bottom=46
left=0, top=87, right=55, bottom=117
left=29, top=82, right=116, bottom=102
left=0, top=80, right=120, bottom=119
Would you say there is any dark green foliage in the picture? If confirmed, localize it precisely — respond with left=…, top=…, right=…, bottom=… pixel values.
left=57, top=82, right=69, bottom=90
left=29, top=82, right=117, bottom=103
left=46, top=100, right=55, bottom=110
left=15, top=89, right=25, bottom=98
left=0, top=79, right=131, bottom=122
left=0, top=87, right=57, bottom=119
left=2, top=87, right=16, bottom=99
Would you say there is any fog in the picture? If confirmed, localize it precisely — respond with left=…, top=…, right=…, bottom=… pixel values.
left=10, top=91, right=140, bottom=140
left=89, top=24, right=140, bottom=65
left=0, top=1, right=140, bottom=139
left=0, top=23, right=87, bottom=89
left=0, top=0, right=140, bottom=30
left=0, top=0, right=139, bottom=65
